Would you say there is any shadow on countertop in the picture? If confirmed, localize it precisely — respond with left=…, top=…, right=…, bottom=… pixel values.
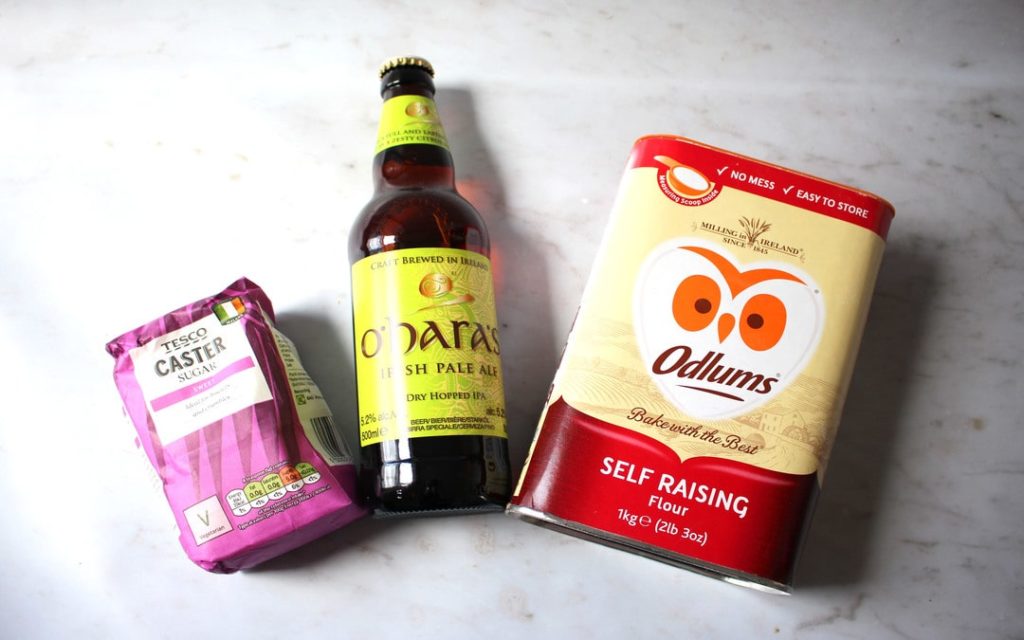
left=243, top=512, right=406, bottom=574
left=797, top=240, right=935, bottom=588
left=441, top=86, right=562, bottom=479
left=275, top=311, right=360, bottom=457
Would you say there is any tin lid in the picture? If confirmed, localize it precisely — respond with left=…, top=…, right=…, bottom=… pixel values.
left=631, top=134, right=896, bottom=239
left=378, top=56, right=435, bottom=78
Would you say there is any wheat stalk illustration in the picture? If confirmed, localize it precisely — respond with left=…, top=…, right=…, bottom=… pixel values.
left=739, top=217, right=771, bottom=246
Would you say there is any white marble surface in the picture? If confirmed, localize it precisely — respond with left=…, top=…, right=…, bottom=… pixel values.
left=2, top=1, right=1022, bottom=638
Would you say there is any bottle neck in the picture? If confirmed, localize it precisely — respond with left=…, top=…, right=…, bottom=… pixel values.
left=374, top=67, right=455, bottom=191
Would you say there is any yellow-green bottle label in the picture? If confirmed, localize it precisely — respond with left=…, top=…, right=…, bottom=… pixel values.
left=375, top=95, right=450, bottom=154
left=352, top=248, right=507, bottom=447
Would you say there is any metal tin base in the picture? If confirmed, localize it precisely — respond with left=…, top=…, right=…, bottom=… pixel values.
left=507, top=504, right=791, bottom=595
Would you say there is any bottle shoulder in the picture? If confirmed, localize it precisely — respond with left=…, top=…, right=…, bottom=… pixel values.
left=349, top=187, right=490, bottom=261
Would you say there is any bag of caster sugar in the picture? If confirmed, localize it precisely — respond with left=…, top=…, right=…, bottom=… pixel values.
left=106, top=277, right=366, bottom=572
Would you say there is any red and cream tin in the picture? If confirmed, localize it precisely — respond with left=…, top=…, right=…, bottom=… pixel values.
left=507, top=135, right=894, bottom=593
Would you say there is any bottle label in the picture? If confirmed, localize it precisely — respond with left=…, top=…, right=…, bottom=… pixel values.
left=375, top=95, right=450, bottom=154
left=351, top=248, right=507, bottom=447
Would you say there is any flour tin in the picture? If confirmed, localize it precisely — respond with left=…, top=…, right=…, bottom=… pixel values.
left=507, top=135, right=894, bottom=593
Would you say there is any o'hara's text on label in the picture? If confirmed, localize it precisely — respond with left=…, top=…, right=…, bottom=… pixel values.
left=352, top=247, right=508, bottom=446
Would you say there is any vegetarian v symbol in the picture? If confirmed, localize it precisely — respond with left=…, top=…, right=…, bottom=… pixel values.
left=197, top=510, right=210, bottom=526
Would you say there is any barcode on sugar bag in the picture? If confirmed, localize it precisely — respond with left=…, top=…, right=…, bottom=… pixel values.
left=306, top=415, right=352, bottom=466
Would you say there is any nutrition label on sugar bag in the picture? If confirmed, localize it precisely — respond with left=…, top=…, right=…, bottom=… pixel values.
left=223, top=461, right=324, bottom=517
left=183, top=461, right=327, bottom=546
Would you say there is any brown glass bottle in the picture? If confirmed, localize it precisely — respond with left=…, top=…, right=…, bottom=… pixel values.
left=349, top=57, right=511, bottom=516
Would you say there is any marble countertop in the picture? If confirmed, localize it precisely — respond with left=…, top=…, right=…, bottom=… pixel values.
left=2, top=1, right=1021, bottom=638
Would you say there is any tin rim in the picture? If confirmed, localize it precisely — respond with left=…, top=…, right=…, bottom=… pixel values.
left=634, top=133, right=895, bottom=224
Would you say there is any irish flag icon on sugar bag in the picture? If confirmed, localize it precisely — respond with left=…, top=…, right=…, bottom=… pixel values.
left=214, top=297, right=247, bottom=324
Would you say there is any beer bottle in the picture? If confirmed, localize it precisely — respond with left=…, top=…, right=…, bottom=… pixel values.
left=349, top=56, right=511, bottom=515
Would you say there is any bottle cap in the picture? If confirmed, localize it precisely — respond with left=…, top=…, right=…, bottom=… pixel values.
left=378, top=56, right=435, bottom=78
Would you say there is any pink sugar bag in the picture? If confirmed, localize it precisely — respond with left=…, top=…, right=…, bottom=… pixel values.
left=106, top=277, right=366, bottom=572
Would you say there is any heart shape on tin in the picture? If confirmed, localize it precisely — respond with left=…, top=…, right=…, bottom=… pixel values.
left=634, top=238, right=825, bottom=419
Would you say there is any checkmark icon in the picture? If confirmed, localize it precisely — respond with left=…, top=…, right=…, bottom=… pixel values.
left=783, top=185, right=794, bottom=195
left=716, top=166, right=729, bottom=176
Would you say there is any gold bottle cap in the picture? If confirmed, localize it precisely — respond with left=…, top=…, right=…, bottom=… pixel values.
left=378, top=56, right=435, bottom=78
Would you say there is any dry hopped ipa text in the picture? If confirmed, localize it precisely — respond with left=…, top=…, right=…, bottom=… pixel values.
left=349, top=57, right=510, bottom=515
left=508, top=136, right=894, bottom=593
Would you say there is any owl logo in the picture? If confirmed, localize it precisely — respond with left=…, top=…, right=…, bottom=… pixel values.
left=634, top=238, right=824, bottom=419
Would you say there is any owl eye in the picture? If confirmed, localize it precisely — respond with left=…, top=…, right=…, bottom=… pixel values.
left=673, top=275, right=721, bottom=332
left=739, top=294, right=787, bottom=351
